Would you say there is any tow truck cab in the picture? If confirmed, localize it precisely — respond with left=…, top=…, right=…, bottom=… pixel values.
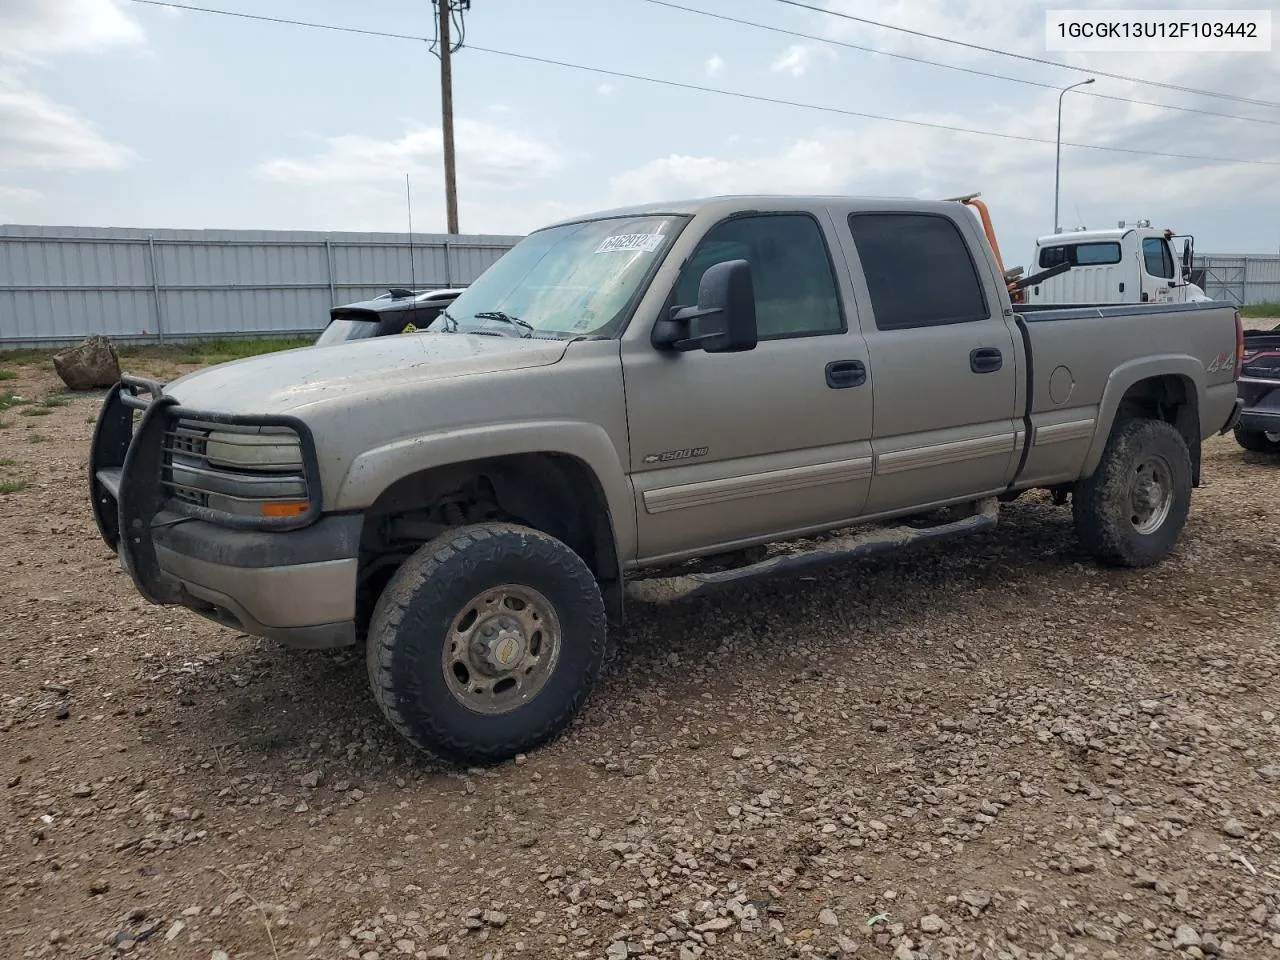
left=1023, top=222, right=1209, bottom=306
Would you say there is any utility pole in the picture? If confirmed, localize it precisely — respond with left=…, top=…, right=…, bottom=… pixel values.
left=436, top=0, right=459, bottom=234
left=1053, top=77, right=1094, bottom=235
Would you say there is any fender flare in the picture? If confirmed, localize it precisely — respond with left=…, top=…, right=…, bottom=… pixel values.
left=332, top=419, right=637, bottom=564
left=1081, top=355, right=1204, bottom=477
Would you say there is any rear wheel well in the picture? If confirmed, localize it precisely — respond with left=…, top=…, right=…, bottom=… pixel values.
left=1112, top=374, right=1201, bottom=486
left=355, top=454, right=621, bottom=635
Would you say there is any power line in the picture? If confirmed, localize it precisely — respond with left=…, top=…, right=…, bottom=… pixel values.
left=768, top=0, right=1280, bottom=111
left=124, top=0, right=1280, bottom=167
left=463, top=45, right=1280, bottom=166
left=128, top=0, right=420, bottom=41
left=637, top=0, right=1280, bottom=129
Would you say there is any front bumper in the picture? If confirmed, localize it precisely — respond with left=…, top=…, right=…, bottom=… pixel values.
left=91, top=377, right=360, bottom=649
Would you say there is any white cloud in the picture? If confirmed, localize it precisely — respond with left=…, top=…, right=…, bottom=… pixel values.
left=598, top=83, right=615, bottom=97
left=254, top=120, right=570, bottom=234
left=0, top=185, right=43, bottom=221
left=0, top=0, right=143, bottom=59
left=607, top=73, right=1280, bottom=262
left=255, top=119, right=564, bottom=190
left=0, top=2, right=141, bottom=174
left=770, top=43, right=834, bottom=78
left=0, top=72, right=136, bottom=171
left=705, top=54, right=725, bottom=77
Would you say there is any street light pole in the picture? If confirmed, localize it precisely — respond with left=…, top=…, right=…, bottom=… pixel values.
left=1054, top=77, right=1094, bottom=234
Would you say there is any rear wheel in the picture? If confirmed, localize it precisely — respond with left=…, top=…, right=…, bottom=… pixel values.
left=1233, top=424, right=1280, bottom=453
left=365, top=523, right=606, bottom=764
left=1072, top=418, right=1192, bottom=568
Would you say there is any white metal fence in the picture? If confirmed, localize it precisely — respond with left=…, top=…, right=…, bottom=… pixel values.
left=1193, top=253, right=1280, bottom=307
left=0, top=225, right=522, bottom=348
left=3, top=226, right=1275, bottom=349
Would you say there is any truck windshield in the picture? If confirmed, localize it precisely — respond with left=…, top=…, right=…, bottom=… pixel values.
left=429, top=215, right=685, bottom=339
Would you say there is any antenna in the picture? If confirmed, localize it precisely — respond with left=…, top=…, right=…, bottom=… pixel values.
left=406, top=173, right=417, bottom=291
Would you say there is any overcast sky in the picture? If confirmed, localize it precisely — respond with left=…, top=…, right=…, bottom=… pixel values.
left=1, top=0, right=1278, bottom=264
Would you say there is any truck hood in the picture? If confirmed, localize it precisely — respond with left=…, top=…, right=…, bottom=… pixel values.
left=160, top=333, right=570, bottom=416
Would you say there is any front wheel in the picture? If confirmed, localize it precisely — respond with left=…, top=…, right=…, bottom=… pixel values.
left=1233, top=424, right=1280, bottom=453
left=366, top=523, right=607, bottom=764
left=1072, top=418, right=1192, bottom=568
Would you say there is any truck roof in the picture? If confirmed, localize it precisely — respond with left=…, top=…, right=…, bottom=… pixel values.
left=543, top=194, right=946, bottom=229
left=1035, top=227, right=1166, bottom=245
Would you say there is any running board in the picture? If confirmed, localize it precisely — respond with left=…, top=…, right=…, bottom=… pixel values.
left=624, top=498, right=999, bottom=604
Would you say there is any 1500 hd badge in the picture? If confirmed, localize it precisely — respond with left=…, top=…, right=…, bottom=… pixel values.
left=643, top=446, right=709, bottom=464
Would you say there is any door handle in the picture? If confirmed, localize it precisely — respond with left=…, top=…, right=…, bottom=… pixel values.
left=970, top=347, right=1003, bottom=374
left=825, top=359, right=866, bottom=389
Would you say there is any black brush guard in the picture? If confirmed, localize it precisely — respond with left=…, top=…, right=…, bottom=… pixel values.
left=89, top=375, right=323, bottom=606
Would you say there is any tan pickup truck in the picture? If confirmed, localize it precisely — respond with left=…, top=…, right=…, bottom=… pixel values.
left=90, top=195, right=1245, bottom=763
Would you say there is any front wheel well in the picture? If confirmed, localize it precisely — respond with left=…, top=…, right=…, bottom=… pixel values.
left=355, top=454, right=621, bottom=634
left=1111, top=374, right=1201, bottom=486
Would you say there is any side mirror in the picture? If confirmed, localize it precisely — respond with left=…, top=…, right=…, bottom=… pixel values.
left=652, top=259, right=758, bottom=353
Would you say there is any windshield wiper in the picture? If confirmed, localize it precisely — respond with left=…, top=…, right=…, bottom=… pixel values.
left=473, top=311, right=534, bottom=338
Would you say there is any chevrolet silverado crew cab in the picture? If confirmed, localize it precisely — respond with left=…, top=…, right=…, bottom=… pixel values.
left=89, top=195, right=1245, bottom=764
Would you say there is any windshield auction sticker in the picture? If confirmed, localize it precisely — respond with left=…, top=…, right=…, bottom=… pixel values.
left=1047, top=10, right=1271, bottom=51
left=596, top=233, right=665, bottom=254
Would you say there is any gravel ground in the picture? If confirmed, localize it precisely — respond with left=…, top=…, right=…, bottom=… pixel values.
left=2, top=359, right=1279, bottom=960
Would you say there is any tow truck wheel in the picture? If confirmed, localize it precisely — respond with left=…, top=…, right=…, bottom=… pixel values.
left=1233, top=424, right=1280, bottom=453
left=1072, top=418, right=1192, bottom=568
left=365, top=523, right=607, bottom=765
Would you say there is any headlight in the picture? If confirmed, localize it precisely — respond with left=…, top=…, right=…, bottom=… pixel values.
left=164, top=422, right=313, bottom=522
left=205, top=430, right=303, bottom=472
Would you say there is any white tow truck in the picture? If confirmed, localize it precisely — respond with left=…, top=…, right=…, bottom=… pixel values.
left=1021, top=221, right=1209, bottom=306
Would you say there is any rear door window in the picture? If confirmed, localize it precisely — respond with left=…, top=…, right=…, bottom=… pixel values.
left=846, top=213, right=988, bottom=330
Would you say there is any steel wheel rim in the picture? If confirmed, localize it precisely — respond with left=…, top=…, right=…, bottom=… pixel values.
left=442, top=584, right=562, bottom=715
left=1266, top=431, right=1280, bottom=443
left=1129, top=453, right=1174, bottom=535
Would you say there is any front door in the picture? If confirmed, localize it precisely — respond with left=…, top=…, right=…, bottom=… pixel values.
left=1141, top=236, right=1178, bottom=303
left=840, top=210, right=1021, bottom=514
left=622, top=211, right=874, bottom=562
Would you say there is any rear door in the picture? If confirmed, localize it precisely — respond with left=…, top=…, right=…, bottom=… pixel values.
left=838, top=209, right=1022, bottom=514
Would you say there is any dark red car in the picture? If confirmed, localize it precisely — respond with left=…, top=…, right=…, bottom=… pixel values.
left=1235, top=324, right=1280, bottom=453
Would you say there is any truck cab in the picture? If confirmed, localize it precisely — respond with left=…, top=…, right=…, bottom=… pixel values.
left=1024, top=222, right=1209, bottom=306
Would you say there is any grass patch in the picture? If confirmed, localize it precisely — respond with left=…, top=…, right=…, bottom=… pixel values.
left=0, top=478, right=28, bottom=494
left=27, top=434, right=49, bottom=444
left=40, top=394, right=70, bottom=408
left=1241, top=303, right=1280, bottom=320
left=19, top=407, right=51, bottom=417
left=0, top=391, right=31, bottom=412
left=0, top=336, right=313, bottom=371
left=0, top=370, right=15, bottom=381
left=0, top=457, right=14, bottom=467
